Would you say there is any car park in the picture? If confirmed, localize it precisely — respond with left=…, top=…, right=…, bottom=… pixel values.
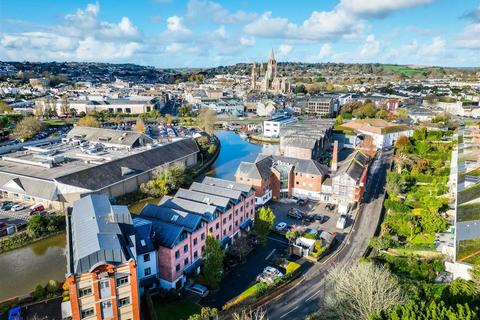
left=314, top=214, right=328, bottom=223
left=11, top=204, right=25, bottom=212
left=276, top=222, right=287, bottom=231
left=302, top=214, right=314, bottom=223
left=0, top=201, right=12, bottom=211
left=298, top=199, right=307, bottom=206
left=325, top=204, right=335, bottom=211
left=185, top=284, right=209, bottom=297
left=28, top=204, right=45, bottom=216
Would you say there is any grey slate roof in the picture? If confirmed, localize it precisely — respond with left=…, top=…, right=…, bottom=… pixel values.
left=68, top=194, right=135, bottom=274
left=158, top=196, right=218, bottom=220
left=133, top=217, right=155, bottom=254
left=139, top=203, right=204, bottom=233
left=335, top=151, right=370, bottom=182
left=0, top=173, right=57, bottom=201
left=189, top=182, right=242, bottom=203
left=175, top=188, right=231, bottom=211
left=201, top=176, right=252, bottom=194
left=67, top=126, right=153, bottom=148
left=56, top=138, right=199, bottom=191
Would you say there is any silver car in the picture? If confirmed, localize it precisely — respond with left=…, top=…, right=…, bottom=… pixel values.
left=185, top=284, right=209, bottom=297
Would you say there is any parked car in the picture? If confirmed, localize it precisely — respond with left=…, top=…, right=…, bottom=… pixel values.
left=302, top=214, right=314, bottom=223
left=28, top=204, right=45, bottom=216
left=298, top=199, right=307, bottom=206
left=314, top=214, right=327, bottom=223
left=0, top=201, right=12, bottom=210
left=275, top=222, right=287, bottom=231
left=306, top=228, right=319, bottom=238
left=287, top=208, right=304, bottom=220
left=336, top=215, right=347, bottom=229
left=257, top=266, right=284, bottom=284
left=185, top=284, right=209, bottom=297
left=0, top=222, right=7, bottom=229
left=288, top=196, right=300, bottom=204
left=325, top=203, right=335, bottom=211
left=11, top=204, right=25, bottom=212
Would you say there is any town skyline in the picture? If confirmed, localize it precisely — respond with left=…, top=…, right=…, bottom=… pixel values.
left=1, top=0, right=480, bottom=68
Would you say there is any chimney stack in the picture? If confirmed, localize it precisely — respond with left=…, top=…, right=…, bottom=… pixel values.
left=331, top=140, right=338, bottom=173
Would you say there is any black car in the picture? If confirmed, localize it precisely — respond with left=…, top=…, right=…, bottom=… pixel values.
left=298, top=199, right=307, bottom=206
left=326, top=204, right=336, bottom=211
left=314, top=214, right=328, bottom=223
left=303, top=214, right=314, bottom=223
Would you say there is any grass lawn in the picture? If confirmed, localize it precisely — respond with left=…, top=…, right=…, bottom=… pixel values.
left=224, top=282, right=265, bottom=309
left=128, top=196, right=163, bottom=214
left=43, top=119, right=67, bottom=126
left=383, top=64, right=427, bottom=76
left=153, top=299, right=201, bottom=320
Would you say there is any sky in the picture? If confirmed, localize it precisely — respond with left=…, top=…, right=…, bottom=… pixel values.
left=0, top=0, right=479, bottom=68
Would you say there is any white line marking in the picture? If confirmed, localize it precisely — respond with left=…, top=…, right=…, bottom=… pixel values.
left=265, top=249, right=276, bottom=260
left=280, top=306, right=298, bottom=318
left=305, top=290, right=321, bottom=302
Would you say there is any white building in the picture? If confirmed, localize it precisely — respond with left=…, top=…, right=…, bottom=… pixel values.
left=263, top=116, right=297, bottom=138
left=133, top=217, right=159, bottom=295
left=256, top=100, right=277, bottom=117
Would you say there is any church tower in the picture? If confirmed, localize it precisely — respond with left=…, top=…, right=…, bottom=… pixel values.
left=259, top=62, right=264, bottom=76
left=251, top=63, right=257, bottom=90
left=266, top=49, right=277, bottom=83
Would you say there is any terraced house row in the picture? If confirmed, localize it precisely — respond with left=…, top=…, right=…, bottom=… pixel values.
left=64, top=177, right=255, bottom=320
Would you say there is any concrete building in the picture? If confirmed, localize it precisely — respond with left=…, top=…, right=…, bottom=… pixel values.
left=340, top=119, right=413, bottom=149
left=0, top=127, right=199, bottom=210
left=137, top=177, right=255, bottom=289
left=263, top=116, right=297, bottom=138
left=64, top=195, right=140, bottom=320
left=306, top=97, right=337, bottom=117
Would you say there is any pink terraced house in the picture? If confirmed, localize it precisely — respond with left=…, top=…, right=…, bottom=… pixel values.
left=138, top=177, right=255, bottom=289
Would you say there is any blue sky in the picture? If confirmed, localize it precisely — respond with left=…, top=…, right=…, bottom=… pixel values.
left=1, top=0, right=479, bottom=67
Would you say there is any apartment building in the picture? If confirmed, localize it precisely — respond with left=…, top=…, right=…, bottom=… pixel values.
left=263, top=116, right=297, bottom=138
left=64, top=195, right=140, bottom=320
left=306, top=97, right=337, bottom=117
left=235, top=154, right=329, bottom=203
left=138, top=177, right=255, bottom=289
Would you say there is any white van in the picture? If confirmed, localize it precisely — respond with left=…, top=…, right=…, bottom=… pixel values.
left=336, top=215, right=347, bottom=229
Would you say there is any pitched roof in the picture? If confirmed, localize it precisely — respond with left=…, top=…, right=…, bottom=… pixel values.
left=67, top=126, right=153, bottom=148
left=175, top=188, right=231, bottom=211
left=139, top=203, right=204, bottom=233
left=68, top=194, right=135, bottom=274
left=132, top=217, right=155, bottom=254
left=56, top=138, right=199, bottom=191
left=189, top=182, right=243, bottom=202
left=335, top=150, right=370, bottom=182
left=158, top=196, right=218, bottom=220
left=201, top=176, right=252, bottom=194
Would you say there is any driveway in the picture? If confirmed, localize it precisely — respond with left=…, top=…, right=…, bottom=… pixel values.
left=200, top=234, right=289, bottom=308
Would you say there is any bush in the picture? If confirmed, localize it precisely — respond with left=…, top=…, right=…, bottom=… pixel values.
left=33, top=284, right=46, bottom=300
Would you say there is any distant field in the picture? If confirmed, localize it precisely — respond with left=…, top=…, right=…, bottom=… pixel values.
left=383, top=64, right=428, bottom=76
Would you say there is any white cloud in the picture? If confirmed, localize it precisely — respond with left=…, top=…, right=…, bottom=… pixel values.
left=456, top=23, right=480, bottom=49
left=339, top=0, right=433, bottom=17
left=318, top=43, right=333, bottom=59
left=244, top=12, right=290, bottom=37
left=239, top=36, right=255, bottom=46
left=278, top=44, right=293, bottom=55
left=423, top=36, right=446, bottom=55
left=359, top=34, right=380, bottom=59
left=166, top=16, right=190, bottom=33
left=187, top=0, right=257, bottom=24
left=0, top=2, right=142, bottom=62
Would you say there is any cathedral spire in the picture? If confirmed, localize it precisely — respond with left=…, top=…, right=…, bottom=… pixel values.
left=270, top=48, right=275, bottom=61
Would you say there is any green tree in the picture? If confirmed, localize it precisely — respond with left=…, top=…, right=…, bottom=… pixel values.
left=188, top=307, right=218, bottom=320
left=375, top=109, right=390, bottom=120
left=13, top=117, right=45, bottom=141
left=179, top=104, right=193, bottom=118
left=0, top=115, right=9, bottom=130
left=294, top=84, right=306, bottom=94
left=140, top=166, right=188, bottom=197
left=202, top=234, right=225, bottom=288
left=27, top=215, right=47, bottom=237
left=335, top=115, right=344, bottom=126
left=395, top=135, right=411, bottom=151
left=254, top=207, right=275, bottom=244
left=413, top=128, right=427, bottom=141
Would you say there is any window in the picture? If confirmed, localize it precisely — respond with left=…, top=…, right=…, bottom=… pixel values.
left=78, top=287, right=92, bottom=297
left=176, top=264, right=180, bottom=272
left=240, top=206, right=243, bottom=212
left=193, top=238, right=198, bottom=246
left=184, top=244, right=188, bottom=253
left=175, top=250, right=180, bottom=259
left=223, top=230, right=226, bottom=236
left=229, top=225, right=232, bottom=231
left=184, top=258, right=189, bottom=266
left=235, top=221, right=238, bottom=227
left=209, top=227, right=213, bottom=233
left=144, top=267, right=151, bottom=276
left=223, top=218, right=226, bottom=224
left=235, top=209, right=238, bottom=216
left=81, top=308, right=94, bottom=319
left=118, top=297, right=130, bottom=307
left=216, top=235, right=219, bottom=240
left=143, top=254, right=150, bottom=262
left=215, top=222, right=219, bottom=230
left=116, top=276, right=129, bottom=287
left=240, top=217, right=243, bottom=223
left=201, top=233, right=205, bottom=240
left=194, top=251, right=198, bottom=259
left=229, top=214, right=232, bottom=221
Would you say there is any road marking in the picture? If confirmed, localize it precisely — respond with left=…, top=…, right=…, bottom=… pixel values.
left=265, top=249, right=276, bottom=260
left=280, top=306, right=298, bottom=318
left=266, top=236, right=289, bottom=245
left=305, top=290, right=321, bottom=302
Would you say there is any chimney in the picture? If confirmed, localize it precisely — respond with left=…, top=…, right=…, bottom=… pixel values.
left=331, top=140, right=338, bottom=173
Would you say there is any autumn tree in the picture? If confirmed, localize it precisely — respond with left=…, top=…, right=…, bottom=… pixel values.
left=114, top=114, right=123, bottom=126
left=134, top=116, right=146, bottom=133
left=13, top=117, right=45, bottom=141
left=395, top=135, right=411, bottom=151
left=0, top=100, right=12, bottom=114
left=202, top=234, right=225, bottom=288
left=60, top=95, right=70, bottom=116
left=254, top=207, right=275, bottom=244
left=324, top=262, right=405, bottom=320
left=197, top=107, right=217, bottom=134
left=77, top=115, right=100, bottom=128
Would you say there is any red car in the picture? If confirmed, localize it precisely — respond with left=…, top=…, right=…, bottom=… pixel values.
left=28, top=204, right=45, bottom=216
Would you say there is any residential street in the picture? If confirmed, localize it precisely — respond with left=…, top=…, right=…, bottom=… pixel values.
left=264, top=150, right=393, bottom=320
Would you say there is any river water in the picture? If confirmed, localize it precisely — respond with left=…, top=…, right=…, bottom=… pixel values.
left=0, top=130, right=276, bottom=301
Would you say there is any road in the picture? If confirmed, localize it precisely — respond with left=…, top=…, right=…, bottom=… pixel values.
left=264, top=150, right=393, bottom=320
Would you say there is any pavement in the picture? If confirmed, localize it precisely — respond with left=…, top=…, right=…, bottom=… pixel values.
left=200, top=233, right=289, bottom=309
left=263, top=149, right=393, bottom=320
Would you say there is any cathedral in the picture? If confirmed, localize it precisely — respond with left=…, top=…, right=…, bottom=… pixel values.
left=251, top=49, right=291, bottom=94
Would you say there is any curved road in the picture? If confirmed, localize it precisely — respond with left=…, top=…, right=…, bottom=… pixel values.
left=264, top=150, right=393, bottom=320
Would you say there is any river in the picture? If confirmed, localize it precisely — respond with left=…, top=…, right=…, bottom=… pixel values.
left=0, top=130, right=275, bottom=301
